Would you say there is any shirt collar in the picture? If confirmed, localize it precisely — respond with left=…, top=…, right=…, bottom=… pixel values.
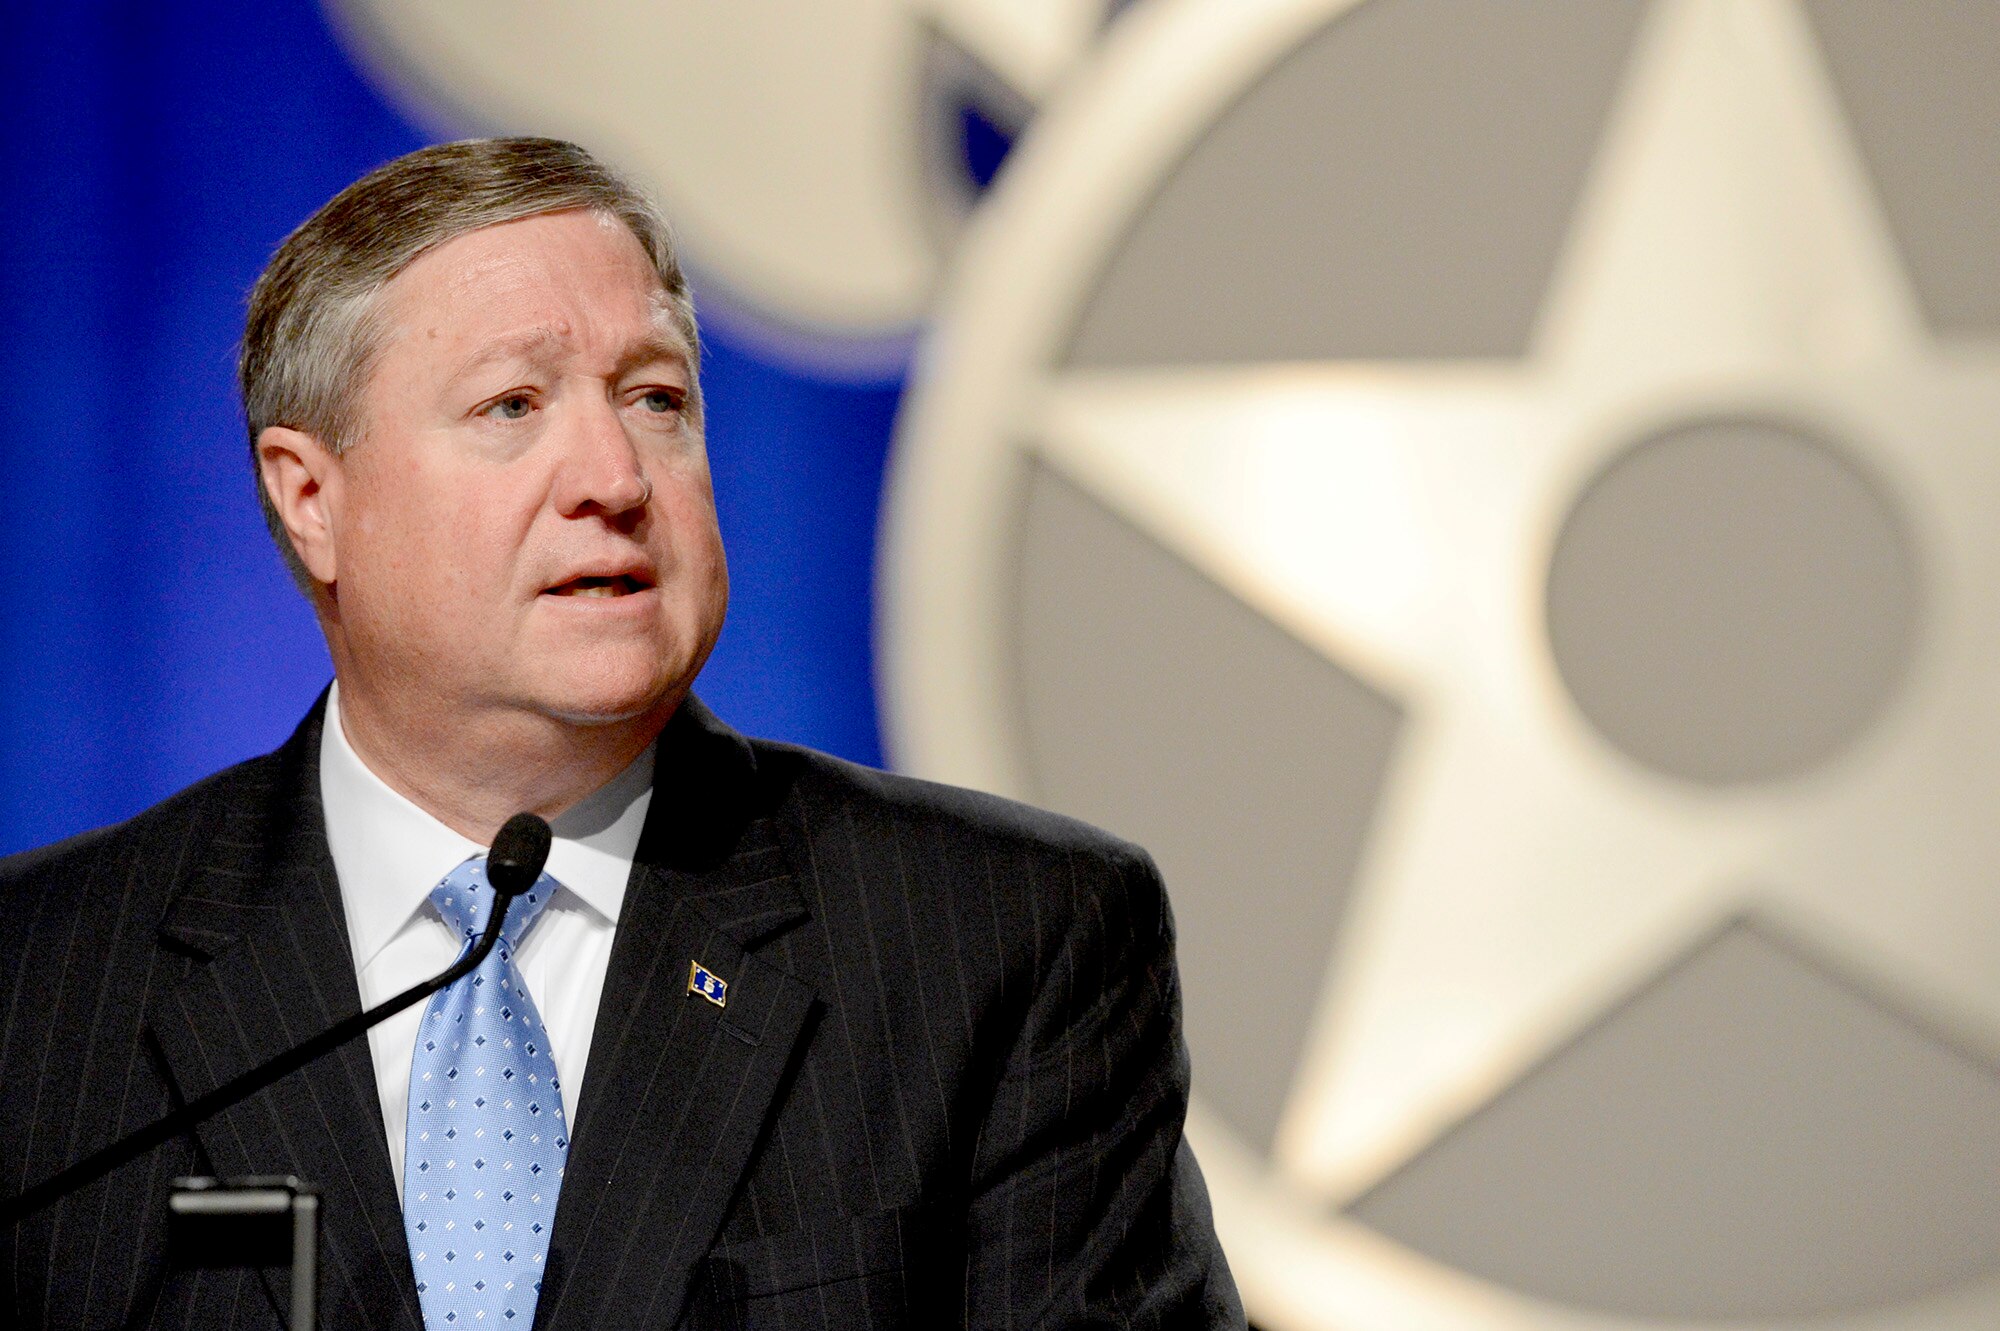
left=319, top=682, right=653, bottom=969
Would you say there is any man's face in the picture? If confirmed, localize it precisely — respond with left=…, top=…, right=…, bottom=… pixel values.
left=320, top=208, right=727, bottom=735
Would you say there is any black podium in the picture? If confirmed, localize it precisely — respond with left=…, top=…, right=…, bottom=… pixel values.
left=169, top=1176, right=319, bottom=1328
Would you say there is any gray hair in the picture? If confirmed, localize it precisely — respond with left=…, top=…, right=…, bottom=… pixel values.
left=241, top=136, right=701, bottom=588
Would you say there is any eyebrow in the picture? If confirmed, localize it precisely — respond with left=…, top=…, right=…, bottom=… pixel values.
left=611, top=333, right=694, bottom=380
left=446, top=327, right=693, bottom=389
left=447, top=327, right=569, bottom=389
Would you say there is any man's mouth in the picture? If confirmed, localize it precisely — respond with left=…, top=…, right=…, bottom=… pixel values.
left=544, top=574, right=651, bottom=598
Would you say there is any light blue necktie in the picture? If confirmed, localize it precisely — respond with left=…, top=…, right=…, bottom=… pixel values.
left=403, top=857, right=570, bottom=1327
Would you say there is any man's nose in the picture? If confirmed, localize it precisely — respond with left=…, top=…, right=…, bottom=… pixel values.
left=554, top=398, right=650, bottom=518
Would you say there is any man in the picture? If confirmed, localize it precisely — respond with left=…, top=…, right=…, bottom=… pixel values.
left=0, top=138, right=1241, bottom=1328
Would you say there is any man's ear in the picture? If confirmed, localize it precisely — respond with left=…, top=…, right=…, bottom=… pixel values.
left=257, top=426, right=341, bottom=586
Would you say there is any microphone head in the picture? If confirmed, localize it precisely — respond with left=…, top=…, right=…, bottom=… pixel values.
left=488, top=813, right=553, bottom=899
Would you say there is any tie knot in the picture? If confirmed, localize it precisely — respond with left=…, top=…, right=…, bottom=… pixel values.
left=430, top=856, right=555, bottom=956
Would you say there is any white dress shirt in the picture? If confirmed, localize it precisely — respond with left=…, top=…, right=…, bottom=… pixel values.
left=318, top=684, right=653, bottom=1196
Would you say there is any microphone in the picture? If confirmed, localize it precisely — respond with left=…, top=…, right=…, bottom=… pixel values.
left=0, top=813, right=554, bottom=1227
left=488, top=811, right=553, bottom=900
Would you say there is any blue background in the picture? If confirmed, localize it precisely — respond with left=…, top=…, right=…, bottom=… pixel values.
left=0, top=0, right=914, bottom=854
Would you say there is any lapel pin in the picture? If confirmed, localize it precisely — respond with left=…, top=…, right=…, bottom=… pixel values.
left=687, top=960, right=728, bottom=1008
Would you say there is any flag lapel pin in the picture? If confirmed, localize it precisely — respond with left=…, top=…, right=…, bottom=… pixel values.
left=687, top=960, right=728, bottom=1008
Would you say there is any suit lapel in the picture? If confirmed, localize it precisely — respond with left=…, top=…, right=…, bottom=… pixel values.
left=149, top=702, right=422, bottom=1330
left=540, top=699, right=816, bottom=1331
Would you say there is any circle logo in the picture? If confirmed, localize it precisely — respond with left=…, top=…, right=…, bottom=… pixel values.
left=883, top=1, right=2000, bottom=1326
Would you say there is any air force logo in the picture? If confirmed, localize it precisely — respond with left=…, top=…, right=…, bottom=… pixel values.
left=883, top=1, right=2000, bottom=1328
left=687, top=961, right=728, bottom=1009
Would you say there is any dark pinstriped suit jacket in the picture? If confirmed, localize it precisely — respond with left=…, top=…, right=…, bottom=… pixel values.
left=1, top=696, right=1242, bottom=1329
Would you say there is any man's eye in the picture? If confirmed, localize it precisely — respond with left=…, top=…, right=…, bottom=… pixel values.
left=488, top=394, right=533, bottom=420
left=639, top=389, right=684, bottom=414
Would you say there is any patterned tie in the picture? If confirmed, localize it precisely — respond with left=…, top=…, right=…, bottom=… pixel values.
left=403, top=857, right=570, bottom=1328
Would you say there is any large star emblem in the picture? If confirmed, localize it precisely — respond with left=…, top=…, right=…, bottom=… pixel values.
left=885, top=0, right=2000, bottom=1325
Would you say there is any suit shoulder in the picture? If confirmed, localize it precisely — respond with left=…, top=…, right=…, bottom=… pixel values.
left=0, top=751, right=282, bottom=920
left=752, top=738, right=1152, bottom=872
left=747, top=738, right=1171, bottom=974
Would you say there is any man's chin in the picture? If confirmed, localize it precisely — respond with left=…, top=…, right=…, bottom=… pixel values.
left=518, top=637, right=714, bottom=730
left=536, top=683, right=685, bottom=729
